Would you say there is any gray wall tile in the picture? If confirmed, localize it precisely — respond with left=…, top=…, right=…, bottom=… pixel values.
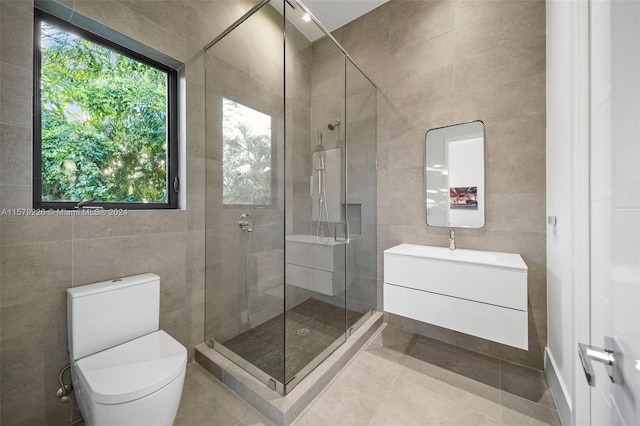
left=2, top=0, right=34, bottom=14
left=118, top=0, right=186, bottom=39
left=0, top=62, right=32, bottom=128
left=389, top=0, right=454, bottom=52
left=0, top=125, right=31, bottom=186
left=0, top=241, right=71, bottom=339
left=72, top=231, right=186, bottom=285
left=73, top=0, right=187, bottom=61
left=1, top=214, right=72, bottom=245
left=0, top=184, right=31, bottom=209
left=337, top=0, right=546, bottom=369
left=1, top=1, right=33, bottom=69
left=73, top=210, right=186, bottom=239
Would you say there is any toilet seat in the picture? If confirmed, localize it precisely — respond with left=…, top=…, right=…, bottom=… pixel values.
left=74, top=330, right=187, bottom=405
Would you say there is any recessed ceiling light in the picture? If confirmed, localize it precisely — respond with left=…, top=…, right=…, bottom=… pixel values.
left=302, top=13, right=311, bottom=22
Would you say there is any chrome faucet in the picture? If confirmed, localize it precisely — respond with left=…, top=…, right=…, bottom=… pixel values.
left=449, top=230, right=456, bottom=250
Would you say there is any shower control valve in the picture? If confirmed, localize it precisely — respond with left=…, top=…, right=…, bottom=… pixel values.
left=239, top=213, right=253, bottom=232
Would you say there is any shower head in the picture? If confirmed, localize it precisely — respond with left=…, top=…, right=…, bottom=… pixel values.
left=328, top=119, right=340, bottom=131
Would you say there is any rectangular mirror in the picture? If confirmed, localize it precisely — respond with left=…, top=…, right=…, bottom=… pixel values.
left=425, top=120, right=485, bottom=228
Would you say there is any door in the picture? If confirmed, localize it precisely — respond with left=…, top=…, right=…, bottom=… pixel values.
left=583, top=0, right=640, bottom=424
left=283, top=3, right=348, bottom=393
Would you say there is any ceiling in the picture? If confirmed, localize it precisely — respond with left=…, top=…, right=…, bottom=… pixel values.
left=302, top=0, right=388, bottom=37
left=272, top=0, right=389, bottom=42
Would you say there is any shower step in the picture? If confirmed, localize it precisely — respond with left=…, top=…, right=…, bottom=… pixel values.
left=195, top=311, right=383, bottom=426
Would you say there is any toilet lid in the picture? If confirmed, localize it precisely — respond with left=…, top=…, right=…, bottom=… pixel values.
left=75, top=330, right=187, bottom=405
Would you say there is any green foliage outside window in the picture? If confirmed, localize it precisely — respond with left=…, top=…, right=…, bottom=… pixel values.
left=39, top=21, right=169, bottom=203
left=222, top=98, right=272, bottom=205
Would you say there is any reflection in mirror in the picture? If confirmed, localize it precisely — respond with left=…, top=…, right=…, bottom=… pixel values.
left=425, top=120, right=485, bottom=228
left=222, top=98, right=272, bottom=205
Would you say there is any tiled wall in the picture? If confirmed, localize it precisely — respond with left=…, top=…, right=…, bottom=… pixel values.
left=332, top=0, right=547, bottom=369
left=0, top=0, right=259, bottom=424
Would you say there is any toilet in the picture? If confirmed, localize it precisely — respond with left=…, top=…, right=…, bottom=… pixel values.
left=67, top=273, right=187, bottom=426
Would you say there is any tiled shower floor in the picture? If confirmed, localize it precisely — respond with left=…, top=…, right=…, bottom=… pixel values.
left=175, top=324, right=561, bottom=426
left=221, top=298, right=363, bottom=384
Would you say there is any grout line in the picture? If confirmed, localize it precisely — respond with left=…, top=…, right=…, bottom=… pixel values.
left=303, top=324, right=386, bottom=425
left=69, top=228, right=187, bottom=243
left=0, top=121, right=32, bottom=130
left=366, top=362, right=401, bottom=425
left=364, top=325, right=417, bottom=425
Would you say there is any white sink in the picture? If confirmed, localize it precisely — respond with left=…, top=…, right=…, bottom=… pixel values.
left=384, top=244, right=528, bottom=350
left=384, top=244, right=527, bottom=271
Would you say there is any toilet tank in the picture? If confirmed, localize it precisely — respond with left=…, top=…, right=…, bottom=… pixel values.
left=67, top=273, right=160, bottom=360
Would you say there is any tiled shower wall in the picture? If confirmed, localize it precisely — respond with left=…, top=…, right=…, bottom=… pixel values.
left=0, top=0, right=260, bottom=424
left=332, top=0, right=547, bottom=369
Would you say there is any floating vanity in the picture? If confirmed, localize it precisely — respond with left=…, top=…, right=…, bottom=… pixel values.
left=384, top=244, right=528, bottom=350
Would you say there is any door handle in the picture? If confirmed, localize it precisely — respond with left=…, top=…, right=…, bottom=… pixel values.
left=578, top=341, right=615, bottom=387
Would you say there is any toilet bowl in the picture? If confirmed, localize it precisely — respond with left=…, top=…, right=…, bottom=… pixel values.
left=67, top=274, right=187, bottom=426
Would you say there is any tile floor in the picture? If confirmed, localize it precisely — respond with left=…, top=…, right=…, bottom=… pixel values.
left=174, top=362, right=274, bottom=426
left=176, top=323, right=561, bottom=426
left=221, top=298, right=363, bottom=383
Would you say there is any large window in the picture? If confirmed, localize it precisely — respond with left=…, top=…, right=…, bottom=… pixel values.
left=33, top=10, right=178, bottom=209
left=222, top=98, right=272, bottom=206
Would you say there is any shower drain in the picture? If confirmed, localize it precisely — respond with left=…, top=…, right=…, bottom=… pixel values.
left=297, top=328, right=310, bottom=336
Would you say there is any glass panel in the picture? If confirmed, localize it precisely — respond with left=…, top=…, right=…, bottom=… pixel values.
left=204, top=0, right=286, bottom=392
left=345, top=58, right=377, bottom=325
left=283, top=5, right=347, bottom=391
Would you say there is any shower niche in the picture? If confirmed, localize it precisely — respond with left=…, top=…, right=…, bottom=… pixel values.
left=201, top=0, right=377, bottom=396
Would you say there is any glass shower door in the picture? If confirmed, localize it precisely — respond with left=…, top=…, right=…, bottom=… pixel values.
left=204, top=0, right=287, bottom=393
left=283, top=4, right=348, bottom=391
left=345, top=58, right=377, bottom=329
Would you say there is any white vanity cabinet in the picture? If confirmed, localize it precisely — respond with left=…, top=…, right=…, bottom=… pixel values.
left=383, top=244, right=528, bottom=350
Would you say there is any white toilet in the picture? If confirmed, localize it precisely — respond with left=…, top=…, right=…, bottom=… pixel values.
left=67, top=273, right=187, bottom=426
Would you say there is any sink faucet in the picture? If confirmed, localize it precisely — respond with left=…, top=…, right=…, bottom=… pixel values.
left=449, top=230, right=456, bottom=250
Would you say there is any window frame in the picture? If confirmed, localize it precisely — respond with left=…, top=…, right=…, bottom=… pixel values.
left=33, top=9, right=179, bottom=210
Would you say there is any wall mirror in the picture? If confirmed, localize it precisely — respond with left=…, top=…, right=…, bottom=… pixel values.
left=425, top=120, right=485, bottom=228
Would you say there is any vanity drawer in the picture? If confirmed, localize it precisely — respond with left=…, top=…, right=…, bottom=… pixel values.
left=384, top=252, right=527, bottom=311
left=384, top=283, right=528, bottom=350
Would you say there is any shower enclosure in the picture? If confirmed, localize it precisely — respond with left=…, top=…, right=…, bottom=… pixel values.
left=203, top=0, right=377, bottom=395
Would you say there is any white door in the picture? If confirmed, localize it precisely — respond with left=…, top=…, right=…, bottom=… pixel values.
left=586, top=0, right=640, bottom=424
